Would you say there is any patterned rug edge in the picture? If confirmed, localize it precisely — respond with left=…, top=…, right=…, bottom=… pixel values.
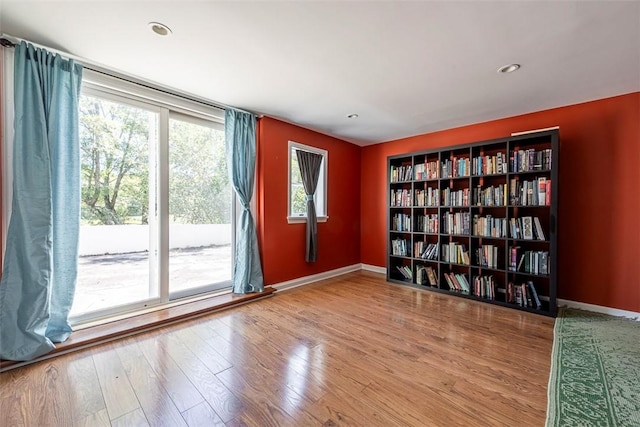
left=545, top=306, right=640, bottom=427
left=545, top=307, right=562, bottom=427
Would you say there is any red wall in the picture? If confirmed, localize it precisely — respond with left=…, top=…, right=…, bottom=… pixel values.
left=257, top=117, right=361, bottom=285
left=361, top=92, right=640, bottom=312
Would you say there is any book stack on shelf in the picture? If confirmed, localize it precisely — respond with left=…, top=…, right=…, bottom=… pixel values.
left=387, top=128, right=558, bottom=316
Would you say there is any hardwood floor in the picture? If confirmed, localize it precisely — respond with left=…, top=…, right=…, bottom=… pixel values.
left=0, top=271, right=555, bottom=426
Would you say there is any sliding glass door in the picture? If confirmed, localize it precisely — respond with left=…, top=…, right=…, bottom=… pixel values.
left=70, top=86, right=232, bottom=322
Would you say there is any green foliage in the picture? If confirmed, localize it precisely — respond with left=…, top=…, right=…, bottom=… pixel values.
left=290, top=154, right=308, bottom=215
left=80, top=95, right=231, bottom=226
left=80, top=95, right=149, bottom=225
left=169, top=119, right=231, bottom=224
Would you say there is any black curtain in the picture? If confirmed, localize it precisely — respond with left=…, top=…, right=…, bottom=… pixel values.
left=296, top=150, right=323, bottom=262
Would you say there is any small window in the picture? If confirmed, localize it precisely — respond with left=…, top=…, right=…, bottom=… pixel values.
left=288, top=141, right=328, bottom=223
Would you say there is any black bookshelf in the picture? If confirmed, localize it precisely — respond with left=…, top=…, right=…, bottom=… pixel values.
left=387, top=129, right=558, bottom=316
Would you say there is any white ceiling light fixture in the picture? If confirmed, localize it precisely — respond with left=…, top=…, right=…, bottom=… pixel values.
left=148, top=22, right=172, bottom=36
left=347, top=113, right=359, bottom=119
left=497, top=63, right=521, bottom=74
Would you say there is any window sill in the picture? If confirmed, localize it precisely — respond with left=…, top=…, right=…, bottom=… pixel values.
left=287, top=215, right=329, bottom=224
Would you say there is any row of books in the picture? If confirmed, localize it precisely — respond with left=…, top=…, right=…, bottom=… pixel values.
left=442, top=212, right=471, bottom=235
left=508, top=281, right=542, bottom=309
left=409, top=264, right=490, bottom=294
left=390, top=165, right=413, bottom=183
left=443, top=182, right=541, bottom=207
left=391, top=213, right=411, bottom=232
left=473, top=275, right=496, bottom=299
left=473, top=216, right=546, bottom=240
left=473, top=215, right=508, bottom=238
left=389, top=165, right=413, bottom=182
left=395, top=242, right=549, bottom=272
left=509, top=247, right=550, bottom=275
left=442, top=157, right=471, bottom=178
left=395, top=265, right=413, bottom=281
left=475, top=245, right=500, bottom=269
left=391, top=238, right=409, bottom=257
left=509, top=177, right=551, bottom=206
left=443, top=180, right=550, bottom=207
left=442, top=242, right=470, bottom=265
left=414, top=161, right=440, bottom=180
left=441, top=188, right=471, bottom=207
left=390, top=189, right=412, bottom=207
left=394, top=179, right=551, bottom=208
left=410, top=214, right=547, bottom=240
left=416, top=265, right=438, bottom=286
left=414, top=188, right=440, bottom=207
left=416, top=214, right=439, bottom=234
left=391, top=148, right=553, bottom=183
left=512, top=149, right=552, bottom=173
left=438, top=272, right=499, bottom=301
left=471, top=183, right=508, bottom=206
left=395, top=245, right=549, bottom=275
left=510, top=216, right=546, bottom=240
left=416, top=265, right=496, bottom=300
left=415, top=242, right=439, bottom=260
left=393, top=263, right=545, bottom=309
left=394, top=178, right=551, bottom=209
left=392, top=214, right=547, bottom=242
left=472, top=153, right=508, bottom=175
left=444, top=272, right=471, bottom=293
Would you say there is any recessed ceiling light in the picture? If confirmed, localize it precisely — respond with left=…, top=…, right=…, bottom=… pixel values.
left=347, top=113, right=359, bottom=119
left=149, top=22, right=172, bottom=36
left=497, top=64, right=521, bottom=74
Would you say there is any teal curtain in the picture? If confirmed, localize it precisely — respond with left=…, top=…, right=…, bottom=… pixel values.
left=225, top=109, right=264, bottom=294
left=0, top=42, right=83, bottom=361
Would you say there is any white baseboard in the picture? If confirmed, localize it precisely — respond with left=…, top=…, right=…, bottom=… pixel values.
left=557, top=298, right=640, bottom=321
left=361, top=263, right=386, bottom=274
left=271, top=264, right=362, bottom=292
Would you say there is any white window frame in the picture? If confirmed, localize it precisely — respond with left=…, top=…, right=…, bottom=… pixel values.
left=287, top=140, right=328, bottom=224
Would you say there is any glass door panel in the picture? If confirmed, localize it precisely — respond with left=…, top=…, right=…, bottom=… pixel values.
left=168, top=115, right=232, bottom=298
left=71, top=93, right=159, bottom=317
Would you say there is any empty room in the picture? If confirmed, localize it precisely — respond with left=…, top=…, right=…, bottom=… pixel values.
left=0, top=1, right=639, bottom=426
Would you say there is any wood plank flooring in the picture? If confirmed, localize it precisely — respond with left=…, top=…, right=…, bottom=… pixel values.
left=0, top=271, right=555, bottom=426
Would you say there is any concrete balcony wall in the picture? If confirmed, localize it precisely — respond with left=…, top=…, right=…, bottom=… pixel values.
left=79, top=224, right=232, bottom=256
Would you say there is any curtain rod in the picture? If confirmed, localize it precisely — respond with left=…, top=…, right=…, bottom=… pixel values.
left=1, top=37, right=16, bottom=48
left=0, top=35, right=262, bottom=118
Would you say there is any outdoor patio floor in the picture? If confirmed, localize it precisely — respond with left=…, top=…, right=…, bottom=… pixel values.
left=71, top=245, right=232, bottom=317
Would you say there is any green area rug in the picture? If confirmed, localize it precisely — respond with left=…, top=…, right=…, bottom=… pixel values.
left=546, top=308, right=640, bottom=427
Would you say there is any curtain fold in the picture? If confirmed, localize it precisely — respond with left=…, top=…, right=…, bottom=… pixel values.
left=296, top=150, right=323, bottom=262
left=225, top=109, right=264, bottom=294
left=0, top=42, right=83, bottom=361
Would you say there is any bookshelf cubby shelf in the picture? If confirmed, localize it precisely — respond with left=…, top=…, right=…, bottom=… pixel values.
left=387, top=129, right=558, bottom=316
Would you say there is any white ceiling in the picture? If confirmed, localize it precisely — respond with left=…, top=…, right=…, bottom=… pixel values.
left=1, top=1, right=639, bottom=146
